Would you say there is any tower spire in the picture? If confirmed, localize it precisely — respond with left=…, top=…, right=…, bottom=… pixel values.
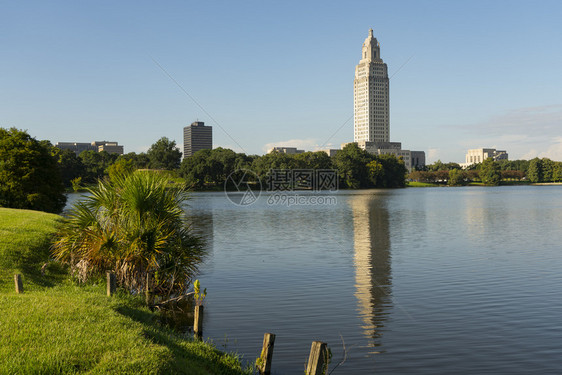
left=354, top=29, right=389, bottom=144
left=362, top=28, right=380, bottom=61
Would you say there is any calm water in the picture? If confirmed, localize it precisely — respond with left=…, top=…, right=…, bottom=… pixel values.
left=182, top=187, right=562, bottom=374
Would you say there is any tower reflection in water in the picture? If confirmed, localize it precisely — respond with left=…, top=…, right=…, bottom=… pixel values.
left=351, top=192, right=392, bottom=353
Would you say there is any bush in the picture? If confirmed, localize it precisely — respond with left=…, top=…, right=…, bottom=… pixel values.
left=52, top=171, right=204, bottom=297
left=0, top=128, right=66, bottom=213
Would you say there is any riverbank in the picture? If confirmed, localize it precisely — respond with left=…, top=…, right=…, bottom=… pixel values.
left=0, top=207, right=250, bottom=374
left=405, top=180, right=550, bottom=188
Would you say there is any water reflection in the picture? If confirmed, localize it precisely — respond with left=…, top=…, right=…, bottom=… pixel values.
left=350, top=192, right=392, bottom=353
left=186, top=212, right=213, bottom=252
left=184, top=204, right=214, bottom=273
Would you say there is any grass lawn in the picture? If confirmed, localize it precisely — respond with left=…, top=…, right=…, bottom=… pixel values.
left=0, top=208, right=251, bottom=375
left=406, top=181, right=440, bottom=187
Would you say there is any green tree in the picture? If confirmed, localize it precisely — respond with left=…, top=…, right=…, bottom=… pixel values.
left=466, top=169, right=480, bottom=182
left=409, top=170, right=435, bottom=183
left=498, top=159, right=530, bottom=173
left=553, top=162, right=562, bottom=183
left=53, top=148, right=86, bottom=187
left=541, top=158, right=555, bottom=182
left=0, top=128, right=66, bottom=213
left=527, top=158, right=543, bottom=183
left=332, top=143, right=374, bottom=188
left=480, top=157, right=502, bottom=186
left=52, top=171, right=204, bottom=296
left=448, top=168, right=466, bottom=186
left=180, top=149, right=213, bottom=189
left=377, top=154, right=407, bottom=188
left=293, top=151, right=333, bottom=170
left=107, top=158, right=135, bottom=182
left=79, top=150, right=119, bottom=183
left=367, top=160, right=384, bottom=187
left=147, top=137, right=182, bottom=170
left=207, top=147, right=239, bottom=184
left=71, top=177, right=83, bottom=192
left=251, top=151, right=300, bottom=178
left=120, top=152, right=150, bottom=169
left=501, top=170, right=525, bottom=181
left=179, top=148, right=253, bottom=189
left=426, top=160, right=461, bottom=171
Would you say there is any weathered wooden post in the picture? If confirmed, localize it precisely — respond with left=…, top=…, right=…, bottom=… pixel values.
left=14, top=274, right=23, bottom=294
left=145, top=272, right=152, bottom=306
left=106, top=272, right=116, bottom=296
left=306, top=341, right=328, bottom=375
left=257, top=333, right=275, bottom=375
left=194, top=305, right=204, bottom=339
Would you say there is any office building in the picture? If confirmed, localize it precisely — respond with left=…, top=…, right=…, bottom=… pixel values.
left=55, top=141, right=123, bottom=155
left=269, top=147, right=304, bottom=155
left=94, top=141, right=124, bottom=155
left=183, top=121, right=212, bottom=157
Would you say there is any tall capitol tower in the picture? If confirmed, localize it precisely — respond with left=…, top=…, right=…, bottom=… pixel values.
left=354, top=28, right=390, bottom=145
left=350, top=29, right=425, bottom=171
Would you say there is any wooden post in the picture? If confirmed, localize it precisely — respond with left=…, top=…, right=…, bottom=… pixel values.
left=306, top=341, right=328, bottom=375
left=106, top=272, right=116, bottom=296
left=194, top=305, right=204, bottom=339
left=14, top=274, right=23, bottom=294
left=258, top=333, right=275, bottom=375
left=145, top=272, right=152, bottom=306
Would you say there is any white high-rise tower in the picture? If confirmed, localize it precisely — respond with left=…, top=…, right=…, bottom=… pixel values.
left=347, top=29, right=425, bottom=171
left=354, top=29, right=390, bottom=145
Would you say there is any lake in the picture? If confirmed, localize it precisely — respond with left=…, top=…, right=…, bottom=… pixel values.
left=181, top=186, right=562, bottom=374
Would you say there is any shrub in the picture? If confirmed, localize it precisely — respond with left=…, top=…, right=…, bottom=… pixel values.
left=52, top=171, right=204, bottom=297
left=0, top=128, right=66, bottom=213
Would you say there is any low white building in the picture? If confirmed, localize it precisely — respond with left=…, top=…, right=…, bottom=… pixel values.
left=56, top=141, right=124, bottom=155
left=356, top=141, right=424, bottom=172
left=319, top=149, right=341, bottom=157
left=461, top=148, right=508, bottom=168
left=269, top=147, right=304, bottom=155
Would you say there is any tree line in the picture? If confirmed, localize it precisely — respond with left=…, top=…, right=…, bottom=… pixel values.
left=0, top=128, right=183, bottom=214
left=57, top=139, right=407, bottom=190
left=180, top=143, right=408, bottom=190
left=411, top=157, right=562, bottom=185
left=0, top=128, right=409, bottom=214
left=55, top=136, right=182, bottom=187
left=4, top=126, right=562, bottom=214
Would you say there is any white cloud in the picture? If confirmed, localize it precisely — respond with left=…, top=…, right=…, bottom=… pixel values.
left=426, top=148, right=440, bottom=164
left=521, top=149, right=539, bottom=160
left=536, top=137, right=562, bottom=160
left=458, top=104, right=562, bottom=160
left=475, top=104, right=562, bottom=136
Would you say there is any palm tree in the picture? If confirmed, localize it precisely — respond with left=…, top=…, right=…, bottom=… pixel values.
left=52, top=171, right=204, bottom=297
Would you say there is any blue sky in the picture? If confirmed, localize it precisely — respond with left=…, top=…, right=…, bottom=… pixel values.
left=2, top=0, right=561, bottom=163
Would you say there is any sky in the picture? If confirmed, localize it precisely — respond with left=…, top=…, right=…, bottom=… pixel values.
left=1, top=0, right=562, bottom=163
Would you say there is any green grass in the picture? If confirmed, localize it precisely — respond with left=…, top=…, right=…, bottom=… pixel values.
left=0, top=207, right=64, bottom=291
left=406, top=181, right=439, bottom=187
left=0, top=208, right=251, bottom=374
left=502, top=180, right=532, bottom=185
